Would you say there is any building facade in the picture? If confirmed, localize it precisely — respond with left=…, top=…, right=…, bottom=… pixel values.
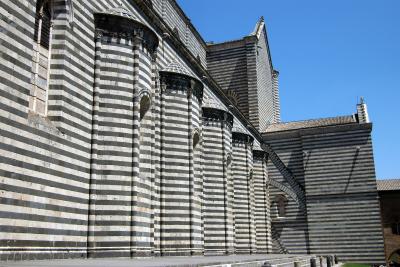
left=264, top=105, right=385, bottom=263
left=377, top=179, right=400, bottom=263
left=0, top=0, right=384, bottom=264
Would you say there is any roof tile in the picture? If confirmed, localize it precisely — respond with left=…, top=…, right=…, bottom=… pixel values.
left=263, top=115, right=357, bottom=133
left=377, top=179, right=400, bottom=191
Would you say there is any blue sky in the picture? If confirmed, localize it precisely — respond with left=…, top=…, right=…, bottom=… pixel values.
left=177, top=0, right=400, bottom=180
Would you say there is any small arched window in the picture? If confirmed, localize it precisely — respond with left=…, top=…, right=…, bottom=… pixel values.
left=31, top=0, right=53, bottom=116
left=139, top=95, right=151, bottom=121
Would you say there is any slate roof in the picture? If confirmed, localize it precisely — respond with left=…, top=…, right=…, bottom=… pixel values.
left=264, top=115, right=357, bottom=133
left=161, top=61, right=192, bottom=77
left=96, top=6, right=138, bottom=21
left=377, top=179, right=400, bottom=191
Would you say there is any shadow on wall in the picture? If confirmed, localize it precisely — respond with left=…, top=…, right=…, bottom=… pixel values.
left=389, top=249, right=400, bottom=264
left=344, top=148, right=360, bottom=194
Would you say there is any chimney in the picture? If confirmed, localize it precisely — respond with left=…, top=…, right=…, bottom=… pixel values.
left=357, top=97, right=370, bottom=123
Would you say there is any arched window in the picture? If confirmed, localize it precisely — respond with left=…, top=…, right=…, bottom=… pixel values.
left=139, top=95, right=151, bottom=121
left=31, top=0, right=53, bottom=116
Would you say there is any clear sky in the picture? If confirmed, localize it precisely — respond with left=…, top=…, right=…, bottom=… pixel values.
left=177, top=0, right=400, bottom=180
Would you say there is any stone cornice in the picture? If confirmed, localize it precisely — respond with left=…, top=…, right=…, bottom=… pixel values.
left=94, top=10, right=159, bottom=54
left=253, top=150, right=267, bottom=160
left=202, top=107, right=233, bottom=128
left=159, top=71, right=203, bottom=103
left=232, top=132, right=254, bottom=145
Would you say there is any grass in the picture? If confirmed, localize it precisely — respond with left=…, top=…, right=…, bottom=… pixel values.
left=342, top=263, right=370, bottom=267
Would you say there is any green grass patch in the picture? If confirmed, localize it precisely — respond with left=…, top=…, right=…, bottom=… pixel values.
left=342, top=263, right=370, bottom=267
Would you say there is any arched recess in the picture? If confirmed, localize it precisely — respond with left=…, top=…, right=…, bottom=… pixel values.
left=140, top=94, right=151, bottom=121
left=192, top=128, right=201, bottom=150
left=268, top=178, right=305, bottom=215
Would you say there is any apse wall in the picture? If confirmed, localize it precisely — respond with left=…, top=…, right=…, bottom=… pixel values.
left=0, top=0, right=271, bottom=260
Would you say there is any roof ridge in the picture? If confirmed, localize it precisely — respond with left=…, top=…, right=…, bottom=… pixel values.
left=273, top=115, right=355, bottom=125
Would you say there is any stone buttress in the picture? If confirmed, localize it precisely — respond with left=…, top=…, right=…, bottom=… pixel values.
left=158, top=62, right=204, bottom=256
left=253, top=149, right=272, bottom=253
left=232, top=131, right=256, bottom=254
left=202, top=107, right=235, bottom=255
left=88, top=7, right=158, bottom=257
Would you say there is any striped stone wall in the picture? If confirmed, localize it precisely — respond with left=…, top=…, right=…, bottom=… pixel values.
left=0, top=0, right=94, bottom=260
left=265, top=134, right=309, bottom=255
left=232, top=132, right=256, bottom=254
left=206, top=22, right=278, bottom=131
left=254, top=27, right=275, bottom=130
left=158, top=69, right=204, bottom=256
left=0, top=0, right=275, bottom=260
left=0, top=0, right=385, bottom=263
left=207, top=41, right=250, bottom=119
left=302, top=125, right=385, bottom=263
left=253, top=150, right=272, bottom=253
left=202, top=108, right=234, bottom=255
left=151, top=0, right=207, bottom=67
left=264, top=124, right=385, bottom=263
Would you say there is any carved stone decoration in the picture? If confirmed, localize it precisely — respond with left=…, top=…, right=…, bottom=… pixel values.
left=94, top=7, right=159, bottom=53
left=202, top=107, right=234, bottom=128
left=159, top=61, right=203, bottom=103
left=253, top=150, right=267, bottom=160
left=232, top=131, right=254, bottom=145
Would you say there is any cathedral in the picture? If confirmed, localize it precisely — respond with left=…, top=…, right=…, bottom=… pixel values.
left=0, top=0, right=385, bottom=264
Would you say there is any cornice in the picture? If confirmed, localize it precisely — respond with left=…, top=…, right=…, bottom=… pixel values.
left=94, top=9, right=159, bottom=54
left=232, top=132, right=254, bottom=145
left=159, top=71, right=203, bottom=103
left=202, top=107, right=233, bottom=128
left=253, top=150, right=267, bottom=160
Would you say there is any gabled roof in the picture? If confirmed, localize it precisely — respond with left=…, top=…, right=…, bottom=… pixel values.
left=264, top=115, right=357, bottom=133
left=377, top=179, right=400, bottom=191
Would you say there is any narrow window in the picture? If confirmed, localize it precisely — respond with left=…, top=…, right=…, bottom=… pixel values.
left=31, top=0, right=53, bottom=116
